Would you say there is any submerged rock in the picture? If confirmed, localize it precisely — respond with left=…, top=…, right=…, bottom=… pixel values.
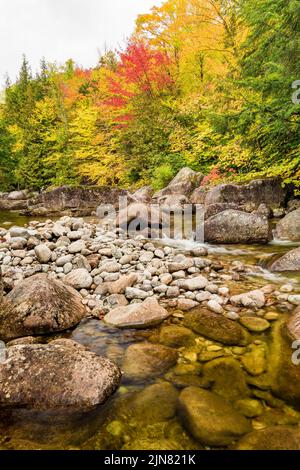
left=235, top=426, right=300, bottom=450
left=128, top=382, right=179, bottom=423
left=202, top=357, right=250, bottom=401
left=183, top=309, right=250, bottom=346
left=271, top=310, right=300, bottom=407
left=159, top=325, right=195, bottom=348
left=0, top=274, right=86, bottom=341
left=122, top=342, right=178, bottom=382
left=104, top=297, right=171, bottom=329
left=0, top=339, right=121, bottom=411
left=178, top=387, right=252, bottom=446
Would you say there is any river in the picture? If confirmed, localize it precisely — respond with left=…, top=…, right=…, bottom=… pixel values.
left=0, top=211, right=300, bottom=450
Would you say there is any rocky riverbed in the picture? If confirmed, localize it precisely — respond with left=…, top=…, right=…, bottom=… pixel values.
left=1, top=172, right=300, bottom=450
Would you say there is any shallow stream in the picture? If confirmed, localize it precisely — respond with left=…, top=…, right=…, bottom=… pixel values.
left=0, top=211, right=300, bottom=450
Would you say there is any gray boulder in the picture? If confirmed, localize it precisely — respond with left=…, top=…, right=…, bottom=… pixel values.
left=153, top=168, right=204, bottom=199
left=205, top=178, right=287, bottom=212
left=0, top=274, right=86, bottom=341
left=201, top=210, right=271, bottom=244
left=270, top=247, right=300, bottom=272
left=0, top=339, right=121, bottom=411
left=275, top=208, right=300, bottom=241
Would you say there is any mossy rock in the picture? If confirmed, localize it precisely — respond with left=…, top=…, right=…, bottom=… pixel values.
left=177, top=387, right=252, bottom=446
left=183, top=309, right=250, bottom=346
left=159, top=324, right=195, bottom=348
left=202, top=357, right=250, bottom=401
left=235, top=426, right=300, bottom=450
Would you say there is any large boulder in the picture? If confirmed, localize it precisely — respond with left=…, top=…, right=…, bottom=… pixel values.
left=104, top=297, right=171, bottom=328
left=0, top=339, right=121, bottom=411
left=201, top=210, right=272, bottom=244
left=117, top=203, right=163, bottom=233
left=153, top=168, right=204, bottom=199
left=131, top=186, right=154, bottom=203
left=270, top=247, right=300, bottom=272
left=190, top=186, right=208, bottom=204
left=25, top=186, right=129, bottom=216
left=275, top=208, right=300, bottom=241
left=177, top=387, right=251, bottom=446
left=205, top=178, right=287, bottom=212
left=0, top=274, right=86, bottom=341
left=183, top=308, right=250, bottom=346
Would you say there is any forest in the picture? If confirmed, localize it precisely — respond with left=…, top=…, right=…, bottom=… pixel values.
left=0, top=0, right=299, bottom=192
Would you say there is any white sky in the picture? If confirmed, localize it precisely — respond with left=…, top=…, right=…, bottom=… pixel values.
left=0, top=0, right=163, bottom=84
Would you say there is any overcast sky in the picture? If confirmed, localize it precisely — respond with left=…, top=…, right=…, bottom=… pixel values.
left=0, top=0, right=162, bottom=85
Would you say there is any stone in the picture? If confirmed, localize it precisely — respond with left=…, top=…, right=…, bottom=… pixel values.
left=167, top=255, right=194, bottom=273
left=105, top=294, right=129, bottom=309
left=275, top=208, right=300, bottom=241
left=183, top=308, right=250, bottom=346
left=0, top=274, right=86, bottom=341
left=239, top=317, right=270, bottom=333
left=288, top=295, right=300, bottom=306
left=201, top=210, right=271, bottom=244
left=9, top=227, right=29, bottom=238
left=177, top=299, right=199, bottom=311
left=166, top=286, right=180, bottom=298
left=68, top=240, right=85, bottom=254
left=202, top=357, right=250, bottom=401
left=231, top=289, right=265, bottom=308
left=128, top=382, right=179, bottom=423
left=98, top=261, right=120, bottom=274
left=159, top=325, right=195, bottom=348
left=26, top=186, right=128, bottom=216
left=235, top=426, right=300, bottom=450
left=52, top=223, right=68, bottom=238
left=207, top=299, right=224, bottom=314
left=177, top=387, right=252, bottom=446
left=177, top=275, right=208, bottom=291
left=104, top=297, right=171, bottom=329
left=131, top=186, right=154, bottom=203
left=205, top=178, right=287, bottom=211
left=153, top=167, right=204, bottom=199
left=269, top=315, right=300, bottom=407
left=125, top=287, right=150, bottom=300
left=241, top=345, right=266, bottom=376
left=34, top=244, right=52, bottom=263
left=122, top=343, right=178, bottom=382
left=234, top=399, right=264, bottom=418
left=0, top=340, right=121, bottom=411
left=64, top=268, right=93, bottom=289
left=105, top=273, right=138, bottom=295
left=56, top=254, right=73, bottom=267
left=270, top=247, right=300, bottom=272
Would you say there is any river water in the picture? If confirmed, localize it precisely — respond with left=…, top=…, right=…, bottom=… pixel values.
left=0, top=212, right=300, bottom=450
